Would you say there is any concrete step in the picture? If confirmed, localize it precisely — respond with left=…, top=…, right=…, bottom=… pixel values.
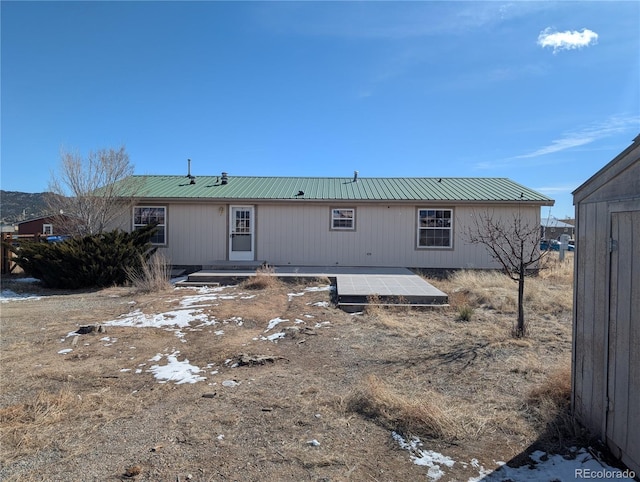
left=203, top=260, right=266, bottom=270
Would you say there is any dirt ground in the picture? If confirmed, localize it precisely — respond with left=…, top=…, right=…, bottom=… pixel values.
left=0, top=263, right=578, bottom=481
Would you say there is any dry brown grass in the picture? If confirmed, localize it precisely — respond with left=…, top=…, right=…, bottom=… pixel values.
left=438, top=256, right=573, bottom=319
left=525, top=362, right=586, bottom=451
left=347, top=374, right=485, bottom=442
left=0, top=385, right=138, bottom=460
left=0, top=256, right=578, bottom=481
left=240, top=264, right=281, bottom=290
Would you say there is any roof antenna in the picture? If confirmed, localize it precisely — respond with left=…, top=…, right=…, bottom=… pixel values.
left=353, top=170, right=358, bottom=183
left=186, top=159, right=196, bottom=184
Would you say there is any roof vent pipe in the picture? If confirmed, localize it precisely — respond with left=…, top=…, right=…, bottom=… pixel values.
left=221, top=172, right=228, bottom=185
left=187, top=159, right=196, bottom=184
left=353, top=170, right=358, bottom=182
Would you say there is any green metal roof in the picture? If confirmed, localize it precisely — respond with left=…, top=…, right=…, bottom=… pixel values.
left=121, top=175, right=553, bottom=204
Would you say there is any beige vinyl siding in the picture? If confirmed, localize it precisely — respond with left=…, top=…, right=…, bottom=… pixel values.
left=255, top=203, right=539, bottom=268
left=112, top=200, right=540, bottom=268
left=158, top=203, right=228, bottom=265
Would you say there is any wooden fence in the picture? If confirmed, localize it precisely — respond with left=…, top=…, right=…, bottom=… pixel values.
left=1, top=233, right=43, bottom=275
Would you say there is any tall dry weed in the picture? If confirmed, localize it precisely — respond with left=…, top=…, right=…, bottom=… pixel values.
left=127, top=252, right=171, bottom=293
left=241, top=264, right=280, bottom=290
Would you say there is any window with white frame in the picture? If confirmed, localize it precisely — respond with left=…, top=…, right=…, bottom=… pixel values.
left=42, top=224, right=53, bottom=235
left=133, top=206, right=166, bottom=244
left=331, top=208, right=355, bottom=230
left=417, top=209, right=452, bottom=248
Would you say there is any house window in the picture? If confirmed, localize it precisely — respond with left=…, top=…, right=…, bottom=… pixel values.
left=42, top=224, right=53, bottom=235
left=418, top=209, right=452, bottom=248
left=331, top=208, right=355, bottom=230
left=133, top=206, right=166, bottom=245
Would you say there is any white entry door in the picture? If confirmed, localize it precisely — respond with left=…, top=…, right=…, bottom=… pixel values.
left=229, top=206, right=254, bottom=261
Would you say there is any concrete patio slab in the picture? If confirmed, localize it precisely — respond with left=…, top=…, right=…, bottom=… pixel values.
left=178, top=265, right=448, bottom=310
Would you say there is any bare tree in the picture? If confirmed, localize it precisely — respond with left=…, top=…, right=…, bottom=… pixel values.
left=465, top=209, right=547, bottom=337
left=46, top=146, right=140, bottom=236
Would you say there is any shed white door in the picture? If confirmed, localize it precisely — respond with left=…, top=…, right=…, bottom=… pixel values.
left=229, top=206, right=254, bottom=261
left=606, top=207, right=640, bottom=466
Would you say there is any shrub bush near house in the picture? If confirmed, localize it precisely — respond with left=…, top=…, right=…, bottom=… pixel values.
left=7, top=225, right=158, bottom=289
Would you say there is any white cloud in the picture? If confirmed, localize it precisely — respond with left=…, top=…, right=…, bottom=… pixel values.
left=515, top=115, right=639, bottom=159
left=537, top=27, right=598, bottom=53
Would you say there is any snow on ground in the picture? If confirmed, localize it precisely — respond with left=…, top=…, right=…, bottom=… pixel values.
left=392, top=432, right=636, bottom=482
left=93, top=284, right=332, bottom=378
left=147, top=351, right=206, bottom=384
left=0, top=289, right=42, bottom=302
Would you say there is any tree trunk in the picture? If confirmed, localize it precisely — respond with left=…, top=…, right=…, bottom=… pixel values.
left=516, top=258, right=526, bottom=337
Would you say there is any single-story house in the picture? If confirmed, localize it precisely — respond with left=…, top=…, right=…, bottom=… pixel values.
left=541, top=215, right=575, bottom=241
left=572, top=134, right=640, bottom=475
left=110, top=174, right=553, bottom=270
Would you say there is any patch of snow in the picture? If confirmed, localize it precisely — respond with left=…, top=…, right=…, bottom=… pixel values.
left=265, top=317, right=288, bottom=332
left=225, top=316, right=243, bottom=326
left=309, top=301, right=329, bottom=307
left=476, top=448, right=636, bottom=482
left=148, top=351, right=206, bottom=384
left=393, top=432, right=635, bottom=482
left=214, top=330, right=224, bottom=336
left=58, top=348, right=73, bottom=354
left=263, top=332, right=286, bottom=342
left=305, top=285, right=332, bottom=292
left=392, top=432, right=454, bottom=481
left=1, top=289, right=42, bottom=302
left=314, top=321, right=331, bottom=328
left=222, top=380, right=239, bottom=388
left=105, top=308, right=209, bottom=329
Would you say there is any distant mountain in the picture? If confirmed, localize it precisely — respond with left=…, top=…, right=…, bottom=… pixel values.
left=0, top=191, right=53, bottom=225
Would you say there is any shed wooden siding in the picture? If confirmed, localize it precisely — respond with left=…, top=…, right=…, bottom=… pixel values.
left=145, top=202, right=539, bottom=268
left=573, top=200, right=611, bottom=434
left=572, top=135, right=640, bottom=475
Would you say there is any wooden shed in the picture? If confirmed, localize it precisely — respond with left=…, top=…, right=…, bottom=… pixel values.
left=572, top=134, right=640, bottom=474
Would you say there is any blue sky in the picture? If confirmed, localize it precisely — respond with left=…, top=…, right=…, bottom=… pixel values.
left=1, top=1, right=638, bottom=218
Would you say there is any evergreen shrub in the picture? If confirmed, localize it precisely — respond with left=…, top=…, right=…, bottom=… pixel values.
left=9, top=225, right=158, bottom=289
